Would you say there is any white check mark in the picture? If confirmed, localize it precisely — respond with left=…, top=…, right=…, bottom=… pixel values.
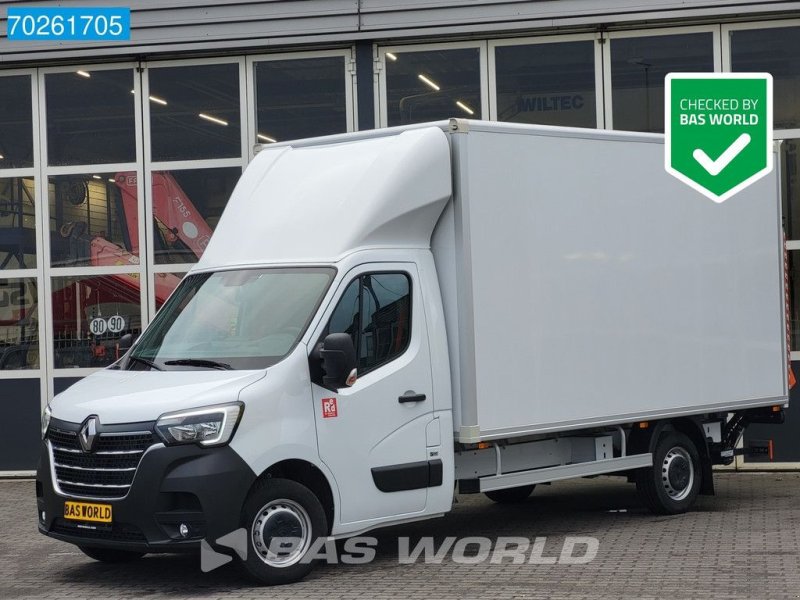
left=692, top=133, right=751, bottom=176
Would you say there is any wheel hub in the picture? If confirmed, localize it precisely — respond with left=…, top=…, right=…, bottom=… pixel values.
left=661, top=446, right=695, bottom=502
left=251, top=499, right=312, bottom=568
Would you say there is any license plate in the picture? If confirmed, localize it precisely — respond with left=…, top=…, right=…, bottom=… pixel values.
left=63, top=501, right=112, bottom=523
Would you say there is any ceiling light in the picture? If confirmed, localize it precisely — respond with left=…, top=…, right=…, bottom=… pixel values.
left=149, top=95, right=167, bottom=106
left=418, top=74, right=440, bottom=91
left=108, top=178, right=115, bottom=183
left=386, top=52, right=398, bottom=61
left=199, top=113, right=228, bottom=126
left=76, top=71, right=91, bottom=78
left=456, top=100, right=474, bottom=115
left=257, top=133, right=277, bottom=143
left=92, top=175, right=101, bottom=180
left=0, top=154, right=4, bottom=159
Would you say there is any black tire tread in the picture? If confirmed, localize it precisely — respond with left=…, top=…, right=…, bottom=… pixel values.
left=484, top=484, right=536, bottom=503
left=636, top=430, right=702, bottom=515
left=239, top=477, right=327, bottom=586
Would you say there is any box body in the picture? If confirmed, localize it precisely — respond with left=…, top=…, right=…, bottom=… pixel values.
left=431, top=121, right=788, bottom=442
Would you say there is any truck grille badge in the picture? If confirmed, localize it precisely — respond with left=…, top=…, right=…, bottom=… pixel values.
left=79, top=416, right=98, bottom=453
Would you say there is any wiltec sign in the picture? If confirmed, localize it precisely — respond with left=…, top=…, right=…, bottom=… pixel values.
left=665, top=73, right=772, bottom=203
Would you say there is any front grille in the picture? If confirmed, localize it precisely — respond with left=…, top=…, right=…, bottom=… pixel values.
left=51, top=518, right=147, bottom=543
left=48, top=427, right=157, bottom=500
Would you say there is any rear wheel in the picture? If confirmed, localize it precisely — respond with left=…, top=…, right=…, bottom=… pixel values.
left=78, top=546, right=145, bottom=563
left=484, top=485, right=535, bottom=503
left=636, top=431, right=702, bottom=514
left=240, top=478, right=327, bottom=585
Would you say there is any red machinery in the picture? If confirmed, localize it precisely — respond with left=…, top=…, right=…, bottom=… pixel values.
left=47, top=172, right=213, bottom=367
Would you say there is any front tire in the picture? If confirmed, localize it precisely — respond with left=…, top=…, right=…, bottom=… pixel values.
left=485, top=485, right=535, bottom=503
left=240, top=478, right=327, bottom=585
left=636, top=431, right=702, bottom=514
left=78, top=546, right=145, bottom=563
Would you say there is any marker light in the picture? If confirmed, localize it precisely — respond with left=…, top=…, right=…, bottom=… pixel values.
left=41, top=405, right=52, bottom=439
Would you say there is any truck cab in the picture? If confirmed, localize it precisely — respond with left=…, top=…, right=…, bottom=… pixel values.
left=38, top=126, right=457, bottom=584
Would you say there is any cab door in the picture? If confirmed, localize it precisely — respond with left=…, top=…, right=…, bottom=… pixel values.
left=311, top=264, right=437, bottom=527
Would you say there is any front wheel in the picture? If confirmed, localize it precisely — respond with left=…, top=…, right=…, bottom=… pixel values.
left=636, top=431, right=702, bottom=514
left=239, top=478, right=327, bottom=585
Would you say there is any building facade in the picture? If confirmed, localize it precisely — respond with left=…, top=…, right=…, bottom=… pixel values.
left=1, top=0, right=799, bottom=472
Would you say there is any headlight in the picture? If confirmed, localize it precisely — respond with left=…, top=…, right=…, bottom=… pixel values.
left=155, top=402, right=243, bottom=447
left=41, top=405, right=52, bottom=439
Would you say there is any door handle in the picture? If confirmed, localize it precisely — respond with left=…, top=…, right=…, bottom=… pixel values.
left=398, top=391, right=426, bottom=404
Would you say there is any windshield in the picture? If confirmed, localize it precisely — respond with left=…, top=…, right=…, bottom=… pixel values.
left=128, top=267, right=334, bottom=370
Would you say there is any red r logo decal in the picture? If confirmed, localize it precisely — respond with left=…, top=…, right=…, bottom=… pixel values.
left=322, top=397, right=338, bottom=419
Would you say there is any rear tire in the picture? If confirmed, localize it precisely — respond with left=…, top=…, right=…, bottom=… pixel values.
left=484, top=485, right=535, bottom=503
left=636, top=431, right=702, bottom=514
left=78, top=546, right=145, bottom=563
left=239, top=478, right=327, bottom=585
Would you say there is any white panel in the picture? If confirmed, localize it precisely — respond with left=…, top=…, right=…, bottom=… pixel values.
left=196, top=127, right=451, bottom=269
left=455, top=124, right=786, bottom=438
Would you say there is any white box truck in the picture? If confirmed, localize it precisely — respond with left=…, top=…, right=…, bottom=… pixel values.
left=37, top=120, right=789, bottom=584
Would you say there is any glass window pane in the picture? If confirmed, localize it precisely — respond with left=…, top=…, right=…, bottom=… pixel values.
left=358, top=273, right=410, bottom=371
left=385, top=47, right=481, bottom=126
left=52, top=275, right=141, bottom=368
left=611, top=33, right=714, bottom=133
left=731, top=27, right=800, bottom=131
left=255, top=56, right=347, bottom=143
left=152, top=167, right=240, bottom=264
left=783, top=140, right=799, bottom=350
left=0, top=278, right=38, bottom=369
left=154, top=271, right=186, bottom=310
left=0, top=177, right=36, bottom=269
left=789, top=251, right=800, bottom=352
left=149, top=63, right=241, bottom=161
left=49, top=172, right=138, bottom=268
left=495, top=41, right=597, bottom=128
left=133, top=268, right=334, bottom=370
left=327, top=279, right=360, bottom=344
left=782, top=140, right=800, bottom=240
left=45, top=69, right=135, bottom=166
left=0, top=75, right=34, bottom=168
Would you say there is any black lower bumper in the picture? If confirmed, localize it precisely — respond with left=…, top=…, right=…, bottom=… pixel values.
left=36, top=438, right=256, bottom=553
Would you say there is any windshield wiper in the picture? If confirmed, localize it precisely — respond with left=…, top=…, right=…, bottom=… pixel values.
left=127, top=355, right=162, bottom=371
left=164, top=358, right=233, bottom=370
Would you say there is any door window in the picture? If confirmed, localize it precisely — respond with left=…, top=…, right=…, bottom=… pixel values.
left=325, top=273, right=411, bottom=374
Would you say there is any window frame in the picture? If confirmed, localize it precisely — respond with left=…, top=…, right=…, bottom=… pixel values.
left=488, top=33, right=604, bottom=128
left=320, top=270, right=413, bottom=378
left=244, top=48, right=356, bottom=161
left=376, top=40, right=489, bottom=128
left=726, top=21, right=800, bottom=358
left=37, top=61, right=146, bottom=381
left=722, top=19, right=800, bottom=141
left=603, top=25, right=722, bottom=131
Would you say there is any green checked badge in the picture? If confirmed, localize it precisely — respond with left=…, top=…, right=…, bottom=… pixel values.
left=665, top=73, right=773, bottom=203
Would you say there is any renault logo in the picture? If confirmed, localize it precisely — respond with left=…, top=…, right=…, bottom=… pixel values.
left=79, top=416, right=98, bottom=452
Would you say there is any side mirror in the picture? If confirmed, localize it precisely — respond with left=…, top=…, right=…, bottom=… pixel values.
left=320, top=333, right=357, bottom=389
left=118, top=333, right=135, bottom=351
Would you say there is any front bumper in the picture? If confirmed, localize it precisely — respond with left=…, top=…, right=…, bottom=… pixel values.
left=36, top=424, right=256, bottom=553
